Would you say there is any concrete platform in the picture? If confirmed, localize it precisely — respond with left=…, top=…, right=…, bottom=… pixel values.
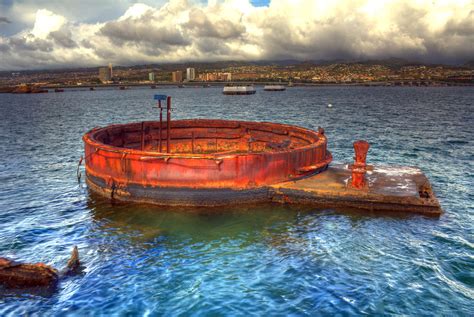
left=86, top=163, right=442, bottom=217
left=270, top=164, right=442, bottom=217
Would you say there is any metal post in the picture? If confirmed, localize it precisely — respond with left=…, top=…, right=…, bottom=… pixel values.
left=159, top=100, right=163, bottom=152
left=166, top=96, right=171, bottom=153
left=351, top=140, right=370, bottom=189
left=353, top=140, right=370, bottom=168
left=140, top=121, right=145, bottom=151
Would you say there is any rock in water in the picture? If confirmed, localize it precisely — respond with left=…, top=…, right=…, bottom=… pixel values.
left=63, top=246, right=80, bottom=276
left=0, top=246, right=80, bottom=288
left=0, top=259, right=58, bottom=287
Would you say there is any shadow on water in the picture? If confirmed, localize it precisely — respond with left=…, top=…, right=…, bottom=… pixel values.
left=0, top=285, right=58, bottom=299
left=86, top=191, right=428, bottom=247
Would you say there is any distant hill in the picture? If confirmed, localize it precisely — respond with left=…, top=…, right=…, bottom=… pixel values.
left=0, top=58, right=471, bottom=77
left=463, top=61, right=474, bottom=69
left=350, top=58, right=421, bottom=69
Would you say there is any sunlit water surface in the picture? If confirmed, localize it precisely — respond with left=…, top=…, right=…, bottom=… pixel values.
left=0, top=86, right=473, bottom=315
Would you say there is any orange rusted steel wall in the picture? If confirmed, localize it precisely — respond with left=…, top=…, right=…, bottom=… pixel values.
left=83, top=119, right=332, bottom=190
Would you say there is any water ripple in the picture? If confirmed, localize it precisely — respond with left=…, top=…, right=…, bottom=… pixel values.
left=0, top=87, right=473, bottom=315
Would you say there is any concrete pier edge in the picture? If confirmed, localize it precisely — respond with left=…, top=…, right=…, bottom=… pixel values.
left=85, top=164, right=442, bottom=217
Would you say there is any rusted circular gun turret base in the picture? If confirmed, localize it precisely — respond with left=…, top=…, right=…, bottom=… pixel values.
left=83, top=119, right=332, bottom=190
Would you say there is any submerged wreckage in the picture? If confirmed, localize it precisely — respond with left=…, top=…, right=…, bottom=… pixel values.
left=0, top=247, right=80, bottom=288
left=81, top=95, right=441, bottom=216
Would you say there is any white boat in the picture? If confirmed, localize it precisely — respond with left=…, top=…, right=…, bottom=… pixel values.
left=223, top=85, right=256, bottom=95
left=264, top=85, right=286, bottom=91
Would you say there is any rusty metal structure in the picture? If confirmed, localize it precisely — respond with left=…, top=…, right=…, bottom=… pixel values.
left=82, top=96, right=332, bottom=205
left=350, top=140, right=370, bottom=189
left=80, top=95, right=442, bottom=215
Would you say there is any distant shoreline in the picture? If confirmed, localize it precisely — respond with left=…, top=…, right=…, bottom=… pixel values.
left=39, top=81, right=474, bottom=89
left=1, top=81, right=472, bottom=93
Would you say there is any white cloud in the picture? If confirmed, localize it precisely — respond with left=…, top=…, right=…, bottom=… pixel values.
left=0, top=0, right=473, bottom=70
left=31, top=9, right=65, bottom=38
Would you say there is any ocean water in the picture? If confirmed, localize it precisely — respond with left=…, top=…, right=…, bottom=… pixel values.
left=0, top=86, right=472, bottom=315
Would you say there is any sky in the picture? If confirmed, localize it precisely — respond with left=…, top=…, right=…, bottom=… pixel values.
left=0, top=0, right=472, bottom=70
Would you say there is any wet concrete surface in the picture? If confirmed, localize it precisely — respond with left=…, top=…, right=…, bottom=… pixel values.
left=271, top=164, right=442, bottom=216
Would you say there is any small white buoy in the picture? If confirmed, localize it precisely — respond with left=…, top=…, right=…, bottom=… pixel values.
left=327, top=103, right=333, bottom=108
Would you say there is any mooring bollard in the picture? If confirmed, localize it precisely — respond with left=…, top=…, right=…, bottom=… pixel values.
left=351, top=140, right=370, bottom=189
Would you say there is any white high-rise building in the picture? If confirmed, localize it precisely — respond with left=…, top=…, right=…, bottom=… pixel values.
left=186, top=68, right=195, bottom=81
left=149, top=72, right=155, bottom=82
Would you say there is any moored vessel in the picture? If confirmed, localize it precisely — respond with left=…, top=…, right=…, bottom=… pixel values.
left=11, top=84, right=48, bottom=94
left=223, top=85, right=256, bottom=95
left=264, top=85, right=286, bottom=91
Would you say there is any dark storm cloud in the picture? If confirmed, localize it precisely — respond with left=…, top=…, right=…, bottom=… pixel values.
left=8, top=36, right=53, bottom=52
left=186, top=8, right=246, bottom=39
left=0, top=43, right=10, bottom=52
left=80, top=39, right=94, bottom=49
left=445, top=10, right=474, bottom=36
left=258, top=20, right=354, bottom=59
left=195, top=37, right=233, bottom=55
left=0, top=17, right=12, bottom=24
left=249, top=1, right=474, bottom=64
left=48, top=27, right=77, bottom=48
left=100, top=12, right=190, bottom=47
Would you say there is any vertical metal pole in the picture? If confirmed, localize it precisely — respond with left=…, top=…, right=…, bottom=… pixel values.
left=166, top=96, right=171, bottom=153
left=159, top=100, right=163, bottom=152
left=140, top=121, right=145, bottom=150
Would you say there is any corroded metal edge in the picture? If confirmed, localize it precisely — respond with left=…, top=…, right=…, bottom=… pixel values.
left=85, top=166, right=442, bottom=217
left=269, top=187, right=442, bottom=217
left=86, top=173, right=270, bottom=207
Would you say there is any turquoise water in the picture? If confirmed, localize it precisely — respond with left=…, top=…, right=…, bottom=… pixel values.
left=0, top=86, right=473, bottom=315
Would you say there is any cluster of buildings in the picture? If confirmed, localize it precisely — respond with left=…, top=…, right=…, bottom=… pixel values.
left=94, top=62, right=474, bottom=85
left=98, top=65, right=197, bottom=83
left=171, top=68, right=196, bottom=82
left=170, top=69, right=234, bottom=82
left=197, top=72, right=232, bottom=81
left=1, top=62, right=472, bottom=88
